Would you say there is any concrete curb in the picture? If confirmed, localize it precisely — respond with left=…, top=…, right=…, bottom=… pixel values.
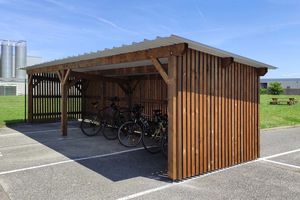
left=261, top=124, right=300, bottom=131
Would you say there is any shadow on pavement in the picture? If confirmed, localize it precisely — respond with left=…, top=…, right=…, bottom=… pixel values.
left=6, top=121, right=168, bottom=182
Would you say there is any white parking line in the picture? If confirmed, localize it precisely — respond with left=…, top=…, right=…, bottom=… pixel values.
left=0, top=152, right=2, bottom=157
left=0, top=147, right=144, bottom=176
left=0, top=127, right=80, bottom=137
left=262, top=159, right=300, bottom=169
left=260, top=148, right=300, bottom=160
left=117, top=159, right=260, bottom=200
left=117, top=148, right=300, bottom=200
left=23, top=127, right=79, bottom=134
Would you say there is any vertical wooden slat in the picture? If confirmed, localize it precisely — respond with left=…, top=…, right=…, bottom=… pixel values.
left=199, top=52, right=204, bottom=174
left=221, top=59, right=226, bottom=168
left=203, top=53, right=208, bottom=173
left=246, top=66, right=250, bottom=161
left=191, top=50, right=196, bottom=176
left=228, top=62, right=233, bottom=166
left=237, top=63, right=241, bottom=164
left=224, top=61, right=229, bottom=167
left=240, top=65, right=244, bottom=163
left=257, top=72, right=260, bottom=158
left=250, top=67, right=254, bottom=160
left=195, top=51, right=200, bottom=175
left=186, top=49, right=191, bottom=177
left=28, top=74, right=33, bottom=122
left=182, top=51, right=187, bottom=178
left=177, top=55, right=183, bottom=179
left=234, top=63, right=237, bottom=164
left=218, top=58, right=222, bottom=169
left=168, top=55, right=178, bottom=180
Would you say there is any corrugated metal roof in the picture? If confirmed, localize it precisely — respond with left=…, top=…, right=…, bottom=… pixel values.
left=25, top=35, right=276, bottom=70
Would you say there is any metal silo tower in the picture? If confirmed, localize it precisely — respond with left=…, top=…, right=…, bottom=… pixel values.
left=1, top=40, right=14, bottom=78
left=15, top=41, right=27, bottom=79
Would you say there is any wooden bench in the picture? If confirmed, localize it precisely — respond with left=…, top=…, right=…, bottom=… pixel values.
left=270, top=98, right=298, bottom=105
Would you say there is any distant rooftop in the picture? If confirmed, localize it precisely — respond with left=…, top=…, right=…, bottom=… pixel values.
left=261, top=78, right=300, bottom=82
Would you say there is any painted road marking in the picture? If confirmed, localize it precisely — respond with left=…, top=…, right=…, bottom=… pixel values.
left=0, top=127, right=80, bottom=137
left=118, top=148, right=300, bottom=200
left=0, top=152, right=2, bottom=157
left=260, top=148, right=300, bottom=160
left=0, top=147, right=144, bottom=176
left=262, top=159, right=300, bottom=169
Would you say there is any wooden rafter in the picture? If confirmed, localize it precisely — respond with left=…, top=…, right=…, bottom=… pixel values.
left=151, top=58, right=169, bottom=84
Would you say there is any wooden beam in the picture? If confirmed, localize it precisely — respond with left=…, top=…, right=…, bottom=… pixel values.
left=57, top=70, right=63, bottom=82
left=221, top=57, right=234, bottom=68
left=28, top=74, right=33, bottom=123
left=70, top=71, right=127, bottom=83
left=32, top=75, right=60, bottom=83
left=257, top=67, right=268, bottom=76
left=63, top=69, right=71, bottom=85
left=27, top=43, right=188, bottom=74
left=151, top=58, right=169, bottom=84
left=58, top=69, right=71, bottom=136
left=95, top=64, right=168, bottom=77
left=61, top=81, right=68, bottom=136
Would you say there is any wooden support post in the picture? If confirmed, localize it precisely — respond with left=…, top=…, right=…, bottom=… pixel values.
left=28, top=74, right=33, bottom=123
left=57, top=69, right=71, bottom=136
left=168, top=56, right=177, bottom=180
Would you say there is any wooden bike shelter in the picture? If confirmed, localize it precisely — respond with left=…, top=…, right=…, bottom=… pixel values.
left=26, top=36, right=273, bottom=180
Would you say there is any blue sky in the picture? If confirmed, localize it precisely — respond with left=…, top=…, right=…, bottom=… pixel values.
left=0, top=0, right=299, bottom=78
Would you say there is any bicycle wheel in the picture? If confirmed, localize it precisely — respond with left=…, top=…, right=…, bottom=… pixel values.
left=102, top=112, right=124, bottom=140
left=118, top=121, right=143, bottom=147
left=142, top=128, right=161, bottom=154
left=102, top=122, right=119, bottom=140
left=80, top=114, right=102, bottom=136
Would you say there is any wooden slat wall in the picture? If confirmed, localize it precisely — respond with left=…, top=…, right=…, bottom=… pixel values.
left=171, top=48, right=260, bottom=180
left=84, top=76, right=167, bottom=117
left=31, top=73, right=82, bottom=122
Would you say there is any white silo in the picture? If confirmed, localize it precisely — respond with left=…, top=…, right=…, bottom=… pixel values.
left=15, top=41, right=27, bottom=79
left=1, top=40, right=13, bottom=79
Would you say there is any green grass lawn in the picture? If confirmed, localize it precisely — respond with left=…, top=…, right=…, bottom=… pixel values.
left=260, top=94, right=300, bottom=129
left=0, top=96, right=26, bottom=127
left=0, top=95, right=300, bottom=129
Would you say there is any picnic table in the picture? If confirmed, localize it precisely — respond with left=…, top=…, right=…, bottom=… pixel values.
left=270, top=97, right=298, bottom=105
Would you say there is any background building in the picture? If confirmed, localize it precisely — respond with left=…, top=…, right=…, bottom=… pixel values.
left=260, top=78, right=300, bottom=95
left=0, top=40, right=43, bottom=95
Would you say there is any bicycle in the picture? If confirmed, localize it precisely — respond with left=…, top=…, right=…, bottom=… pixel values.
left=118, top=106, right=168, bottom=156
left=142, top=110, right=168, bottom=154
left=117, top=104, right=145, bottom=147
left=80, top=96, right=129, bottom=140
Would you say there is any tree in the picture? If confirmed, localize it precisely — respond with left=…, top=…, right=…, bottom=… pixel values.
left=260, top=88, right=268, bottom=94
left=267, top=82, right=284, bottom=95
